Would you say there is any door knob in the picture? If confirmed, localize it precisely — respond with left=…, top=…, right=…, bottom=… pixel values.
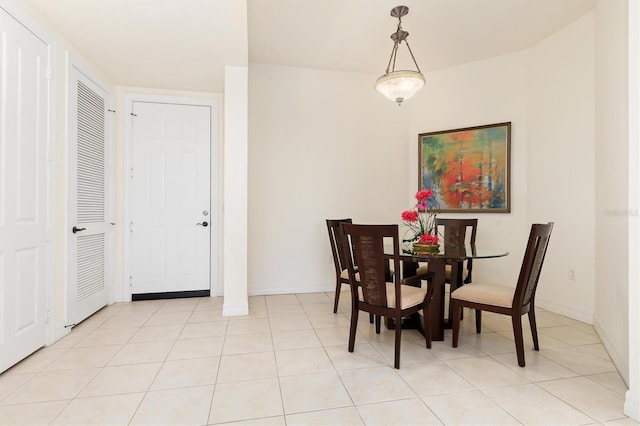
left=72, top=226, right=86, bottom=233
left=196, top=221, right=208, bottom=227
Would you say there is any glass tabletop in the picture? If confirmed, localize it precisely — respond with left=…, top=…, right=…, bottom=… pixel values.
left=392, top=242, right=509, bottom=261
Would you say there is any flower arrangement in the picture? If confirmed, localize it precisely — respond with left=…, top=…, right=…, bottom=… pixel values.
left=401, top=189, right=440, bottom=247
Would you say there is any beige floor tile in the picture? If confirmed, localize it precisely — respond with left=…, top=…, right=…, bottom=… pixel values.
left=226, top=318, right=271, bottom=335
left=587, top=372, right=629, bottom=395
left=2, top=368, right=99, bottom=404
left=539, top=325, right=601, bottom=345
left=280, top=371, right=352, bottom=414
left=357, top=397, right=442, bottom=425
left=43, top=345, right=121, bottom=371
left=222, top=333, right=273, bottom=355
left=275, top=347, right=335, bottom=376
left=156, top=298, right=199, bottom=313
left=540, top=346, right=617, bottom=375
left=209, top=378, right=283, bottom=424
left=538, top=376, right=626, bottom=422
left=301, top=302, right=335, bottom=315
left=131, top=385, right=214, bottom=425
left=215, top=415, right=286, bottom=425
left=180, top=321, right=228, bottom=339
left=601, top=418, right=640, bottom=425
left=145, top=310, right=192, bottom=327
left=324, top=342, right=387, bottom=370
left=3, top=348, right=67, bottom=374
left=0, top=372, right=34, bottom=400
left=444, top=356, right=530, bottom=389
left=423, top=390, right=519, bottom=425
left=339, top=366, right=415, bottom=405
left=50, top=393, right=145, bottom=425
left=483, top=383, right=594, bottom=425
left=168, top=336, right=224, bottom=360
left=117, top=300, right=163, bottom=315
left=100, top=313, right=151, bottom=329
left=463, top=331, right=518, bottom=355
left=269, top=314, right=312, bottom=331
left=130, top=324, right=184, bottom=342
left=369, top=339, right=438, bottom=367
left=287, top=406, right=363, bottom=425
left=306, top=312, right=351, bottom=329
left=497, top=328, right=569, bottom=350
left=428, top=340, right=486, bottom=361
left=490, top=351, right=579, bottom=382
left=315, top=326, right=363, bottom=347
left=107, top=340, right=174, bottom=365
left=151, top=356, right=219, bottom=390
left=189, top=309, right=225, bottom=323
left=535, top=310, right=583, bottom=327
left=266, top=294, right=301, bottom=307
left=397, top=360, right=474, bottom=396
left=75, top=326, right=139, bottom=347
left=272, top=329, right=322, bottom=350
left=580, top=343, right=614, bottom=361
left=79, top=363, right=162, bottom=397
left=217, top=352, right=277, bottom=383
left=296, top=292, right=333, bottom=305
left=0, top=400, right=69, bottom=425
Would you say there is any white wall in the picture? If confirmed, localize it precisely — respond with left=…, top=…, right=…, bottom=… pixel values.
left=526, top=12, right=596, bottom=322
left=594, top=0, right=630, bottom=383
left=248, top=63, right=409, bottom=295
left=407, top=52, right=530, bottom=289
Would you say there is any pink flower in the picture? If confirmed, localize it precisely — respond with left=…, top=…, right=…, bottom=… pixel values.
left=415, top=189, right=433, bottom=202
left=401, top=210, right=419, bottom=222
left=418, top=234, right=439, bottom=245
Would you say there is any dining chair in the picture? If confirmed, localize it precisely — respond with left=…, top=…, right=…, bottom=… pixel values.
left=341, top=223, right=435, bottom=369
left=326, top=218, right=354, bottom=314
left=416, top=218, right=478, bottom=321
left=451, top=222, right=554, bottom=367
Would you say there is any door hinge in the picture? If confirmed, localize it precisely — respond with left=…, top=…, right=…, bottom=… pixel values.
left=129, top=167, right=134, bottom=179
left=46, top=146, right=52, bottom=161
left=129, top=275, right=133, bottom=288
left=130, top=221, right=133, bottom=233
left=46, top=67, right=53, bottom=80
left=45, top=310, right=51, bottom=324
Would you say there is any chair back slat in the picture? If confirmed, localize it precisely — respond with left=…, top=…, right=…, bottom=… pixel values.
left=514, top=222, right=554, bottom=309
left=436, top=218, right=478, bottom=245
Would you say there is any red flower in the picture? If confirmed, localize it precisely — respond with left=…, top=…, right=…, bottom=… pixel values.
left=401, top=210, right=419, bottom=222
left=415, top=189, right=433, bottom=202
left=418, top=234, right=439, bottom=245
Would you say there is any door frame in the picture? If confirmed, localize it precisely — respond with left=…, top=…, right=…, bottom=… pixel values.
left=65, top=51, right=115, bottom=324
left=123, top=93, right=221, bottom=301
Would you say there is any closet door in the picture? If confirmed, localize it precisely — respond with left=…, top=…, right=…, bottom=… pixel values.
left=0, top=9, right=49, bottom=373
left=67, top=67, right=110, bottom=325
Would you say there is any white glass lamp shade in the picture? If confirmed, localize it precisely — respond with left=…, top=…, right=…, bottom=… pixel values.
left=375, top=70, right=425, bottom=105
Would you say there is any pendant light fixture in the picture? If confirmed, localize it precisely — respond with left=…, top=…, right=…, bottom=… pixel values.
left=375, top=5, right=425, bottom=106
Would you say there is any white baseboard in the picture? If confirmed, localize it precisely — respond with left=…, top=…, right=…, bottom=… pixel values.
left=593, top=316, right=629, bottom=385
left=222, top=302, right=249, bottom=317
left=535, top=296, right=594, bottom=324
left=625, top=389, right=640, bottom=421
left=248, top=283, right=334, bottom=296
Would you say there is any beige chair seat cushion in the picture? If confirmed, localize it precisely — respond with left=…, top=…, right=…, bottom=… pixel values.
left=416, top=263, right=469, bottom=281
left=358, top=283, right=427, bottom=309
left=451, top=283, right=514, bottom=308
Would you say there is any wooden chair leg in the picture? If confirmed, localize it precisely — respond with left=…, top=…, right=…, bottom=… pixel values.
left=475, top=309, right=482, bottom=333
left=348, top=308, right=359, bottom=352
left=528, top=309, right=540, bottom=351
left=512, top=314, right=526, bottom=367
left=375, top=315, right=381, bottom=334
left=394, top=316, right=402, bottom=369
left=369, top=313, right=374, bottom=324
left=333, top=279, right=341, bottom=313
left=423, top=307, right=432, bottom=349
left=452, top=300, right=461, bottom=348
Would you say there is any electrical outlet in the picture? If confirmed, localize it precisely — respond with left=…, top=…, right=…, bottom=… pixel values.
left=569, top=268, right=577, bottom=281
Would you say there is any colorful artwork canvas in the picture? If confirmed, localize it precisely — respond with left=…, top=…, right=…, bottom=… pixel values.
left=419, top=122, right=511, bottom=213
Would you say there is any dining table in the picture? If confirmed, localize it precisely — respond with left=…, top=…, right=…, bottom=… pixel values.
left=385, top=242, right=509, bottom=341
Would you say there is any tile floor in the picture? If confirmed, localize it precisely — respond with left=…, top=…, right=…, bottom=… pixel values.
left=0, top=291, right=637, bottom=425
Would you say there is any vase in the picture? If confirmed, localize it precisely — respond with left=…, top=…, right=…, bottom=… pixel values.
left=412, top=243, right=440, bottom=253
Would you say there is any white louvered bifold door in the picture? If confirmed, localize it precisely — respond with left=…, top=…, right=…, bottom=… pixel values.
left=68, top=67, right=110, bottom=325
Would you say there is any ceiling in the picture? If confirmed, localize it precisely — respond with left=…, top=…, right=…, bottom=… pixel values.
left=23, top=0, right=596, bottom=93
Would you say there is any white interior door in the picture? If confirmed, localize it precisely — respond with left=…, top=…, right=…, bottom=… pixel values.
left=131, top=101, right=211, bottom=297
left=0, top=9, right=49, bottom=373
left=67, top=67, right=110, bottom=325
